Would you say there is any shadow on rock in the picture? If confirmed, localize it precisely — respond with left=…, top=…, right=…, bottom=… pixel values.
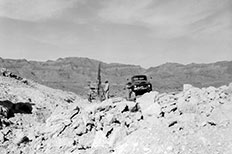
left=0, top=100, right=35, bottom=118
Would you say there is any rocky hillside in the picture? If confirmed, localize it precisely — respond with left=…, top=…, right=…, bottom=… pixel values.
left=0, top=69, right=232, bottom=154
left=146, top=61, right=232, bottom=92
left=0, top=57, right=232, bottom=96
left=0, top=57, right=144, bottom=97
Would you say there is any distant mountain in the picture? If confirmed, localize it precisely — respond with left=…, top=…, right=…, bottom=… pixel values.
left=0, top=57, right=144, bottom=96
left=0, top=57, right=232, bottom=97
left=146, top=61, right=232, bottom=92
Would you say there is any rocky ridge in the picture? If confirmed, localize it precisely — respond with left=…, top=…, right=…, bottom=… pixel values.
left=0, top=72, right=232, bottom=154
left=0, top=57, right=232, bottom=96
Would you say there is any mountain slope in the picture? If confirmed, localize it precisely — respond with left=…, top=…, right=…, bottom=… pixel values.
left=147, top=61, right=232, bottom=92
left=0, top=57, right=232, bottom=96
left=0, top=57, right=144, bottom=96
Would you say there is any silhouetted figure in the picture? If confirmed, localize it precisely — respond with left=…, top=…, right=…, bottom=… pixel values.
left=104, top=80, right=110, bottom=99
left=126, top=82, right=133, bottom=100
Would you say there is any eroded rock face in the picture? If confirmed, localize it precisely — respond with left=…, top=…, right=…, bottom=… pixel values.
left=0, top=74, right=232, bottom=154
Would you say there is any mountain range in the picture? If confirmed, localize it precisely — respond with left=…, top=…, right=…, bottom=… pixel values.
left=0, top=57, right=232, bottom=97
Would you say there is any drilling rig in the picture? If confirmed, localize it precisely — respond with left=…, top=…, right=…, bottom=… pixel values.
left=88, top=62, right=105, bottom=102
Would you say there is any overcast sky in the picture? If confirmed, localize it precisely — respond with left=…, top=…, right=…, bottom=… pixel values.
left=0, top=0, right=231, bottom=68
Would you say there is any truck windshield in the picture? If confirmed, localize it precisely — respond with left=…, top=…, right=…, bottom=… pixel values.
left=132, top=76, right=147, bottom=81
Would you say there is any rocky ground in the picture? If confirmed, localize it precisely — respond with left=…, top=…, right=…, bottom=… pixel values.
left=0, top=72, right=232, bottom=154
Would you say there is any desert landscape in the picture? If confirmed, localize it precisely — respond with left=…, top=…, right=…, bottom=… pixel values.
left=0, top=59, right=232, bottom=154
left=1, top=0, right=232, bottom=153
left=0, top=57, right=232, bottom=97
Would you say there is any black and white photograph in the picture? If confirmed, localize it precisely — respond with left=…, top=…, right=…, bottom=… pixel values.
left=0, top=0, right=232, bottom=153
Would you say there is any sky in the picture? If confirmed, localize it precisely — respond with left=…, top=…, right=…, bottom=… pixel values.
left=0, top=0, right=231, bottom=68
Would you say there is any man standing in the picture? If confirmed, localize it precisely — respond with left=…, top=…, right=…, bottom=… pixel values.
left=126, top=82, right=132, bottom=100
left=104, top=80, right=110, bottom=99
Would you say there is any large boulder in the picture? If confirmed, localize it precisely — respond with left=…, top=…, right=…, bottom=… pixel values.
left=136, top=91, right=160, bottom=117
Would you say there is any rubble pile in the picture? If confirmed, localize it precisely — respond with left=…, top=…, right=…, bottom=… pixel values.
left=0, top=73, right=232, bottom=154
left=0, top=75, right=82, bottom=153
left=114, top=84, right=232, bottom=154
left=0, top=75, right=143, bottom=154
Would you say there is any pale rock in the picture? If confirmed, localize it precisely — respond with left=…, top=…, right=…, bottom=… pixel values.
left=115, top=103, right=127, bottom=113
left=46, top=109, right=71, bottom=126
left=112, top=128, right=162, bottom=154
left=208, top=108, right=228, bottom=125
left=117, top=101, right=136, bottom=112
left=74, top=120, right=86, bottom=136
left=27, top=129, right=36, bottom=141
left=111, top=97, right=125, bottom=104
left=46, top=137, right=74, bottom=148
left=42, top=122, right=64, bottom=135
left=177, top=96, right=186, bottom=105
left=229, top=83, right=232, bottom=89
left=140, top=116, right=161, bottom=127
left=161, top=102, right=177, bottom=114
left=188, top=96, right=199, bottom=105
left=183, top=84, right=193, bottom=92
left=211, top=100, right=221, bottom=107
left=208, top=91, right=217, bottom=100
left=218, top=103, right=232, bottom=121
left=124, top=115, right=132, bottom=124
left=137, top=91, right=159, bottom=104
left=219, top=92, right=227, bottom=99
left=219, top=85, right=228, bottom=91
left=80, top=112, right=89, bottom=126
left=142, top=103, right=161, bottom=117
left=225, top=83, right=232, bottom=94
left=136, top=91, right=160, bottom=116
left=177, top=97, right=197, bottom=114
left=206, top=86, right=217, bottom=94
left=13, top=129, right=24, bottom=145
left=108, top=126, right=127, bottom=148
left=0, top=131, right=4, bottom=143
left=1, top=128, right=10, bottom=136
left=90, top=147, right=109, bottom=154
left=197, top=104, right=213, bottom=117
left=0, top=147, right=7, bottom=154
left=134, top=112, right=143, bottom=120
left=166, top=145, right=173, bottom=151
left=104, top=113, right=114, bottom=125
left=78, top=131, right=95, bottom=148
left=178, top=113, right=196, bottom=123
left=92, top=130, right=108, bottom=148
